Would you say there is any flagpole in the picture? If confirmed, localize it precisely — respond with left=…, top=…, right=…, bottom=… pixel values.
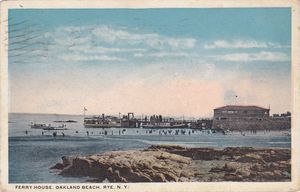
left=83, top=107, right=87, bottom=118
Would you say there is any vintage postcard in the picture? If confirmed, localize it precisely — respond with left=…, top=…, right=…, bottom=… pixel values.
left=0, top=0, right=300, bottom=192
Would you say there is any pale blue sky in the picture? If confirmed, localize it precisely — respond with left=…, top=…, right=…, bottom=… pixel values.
left=8, top=8, right=291, bottom=116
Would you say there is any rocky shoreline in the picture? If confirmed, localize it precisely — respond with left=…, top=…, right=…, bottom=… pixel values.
left=50, top=145, right=291, bottom=182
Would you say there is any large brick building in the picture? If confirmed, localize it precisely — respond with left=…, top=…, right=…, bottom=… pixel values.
left=212, top=105, right=271, bottom=130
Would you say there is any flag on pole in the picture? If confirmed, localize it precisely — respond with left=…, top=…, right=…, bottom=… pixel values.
left=234, top=95, right=238, bottom=105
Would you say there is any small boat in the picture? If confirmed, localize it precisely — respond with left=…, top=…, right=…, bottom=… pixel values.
left=31, top=122, right=67, bottom=130
left=30, top=123, right=51, bottom=129
left=53, top=120, right=77, bottom=123
left=43, top=127, right=68, bottom=130
left=43, top=124, right=67, bottom=130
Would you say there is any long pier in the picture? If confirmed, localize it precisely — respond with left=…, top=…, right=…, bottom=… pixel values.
left=84, top=113, right=213, bottom=129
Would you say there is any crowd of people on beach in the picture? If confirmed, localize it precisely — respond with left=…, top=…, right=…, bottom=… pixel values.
left=24, top=128, right=211, bottom=137
left=23, top=127, right=290, bottom=138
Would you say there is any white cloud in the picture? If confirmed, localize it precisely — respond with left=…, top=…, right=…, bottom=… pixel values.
left=210, top=51, right=290, bottom=62
left=204, top=39, right=289, bottom=49
left=91, top=25, right=196, bottom=50
left=133, top=51, right=192, bottom=58
left=43, top=25, right=197, bottom=63
left=133, top=53, right=144, bottom=57
left=69, top=45, right=146, bottom=54
left=267, top=42, right=291, bottom=49
left=60, top=54, right=126, bottom=62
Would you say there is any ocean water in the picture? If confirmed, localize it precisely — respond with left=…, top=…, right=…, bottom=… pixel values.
left=8, top=113, right=291, bottom=183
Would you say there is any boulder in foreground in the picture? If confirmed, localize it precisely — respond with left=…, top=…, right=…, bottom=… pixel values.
left=57, top=150, right=191, bottom=182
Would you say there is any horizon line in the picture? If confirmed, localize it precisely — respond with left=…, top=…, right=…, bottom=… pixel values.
left=8, top=109, right=291, bottom=118
left=9, top=112, right=213, bottom=118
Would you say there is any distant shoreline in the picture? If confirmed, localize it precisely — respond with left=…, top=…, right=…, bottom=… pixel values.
left=9, top=112, right=83, bottom=116
left=8, top=112, right=211, bottom=120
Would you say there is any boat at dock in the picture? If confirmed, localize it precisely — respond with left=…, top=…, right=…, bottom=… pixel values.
left=142, top=123, right=188, bottom=129
left=84, top=115, right=121, bottom=128
left=84, top=123, right=120, bottom=128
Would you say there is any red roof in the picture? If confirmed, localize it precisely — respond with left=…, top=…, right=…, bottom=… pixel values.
left=214, top=105, right=269, bottom=111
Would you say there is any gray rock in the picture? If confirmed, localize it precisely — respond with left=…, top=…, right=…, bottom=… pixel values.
left=50, top=145, right=291, bottom=182
left=50, top=163, right=64, bottom=170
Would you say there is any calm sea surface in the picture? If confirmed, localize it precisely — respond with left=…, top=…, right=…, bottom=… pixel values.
left=9, top=113, right=291, bottom=183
